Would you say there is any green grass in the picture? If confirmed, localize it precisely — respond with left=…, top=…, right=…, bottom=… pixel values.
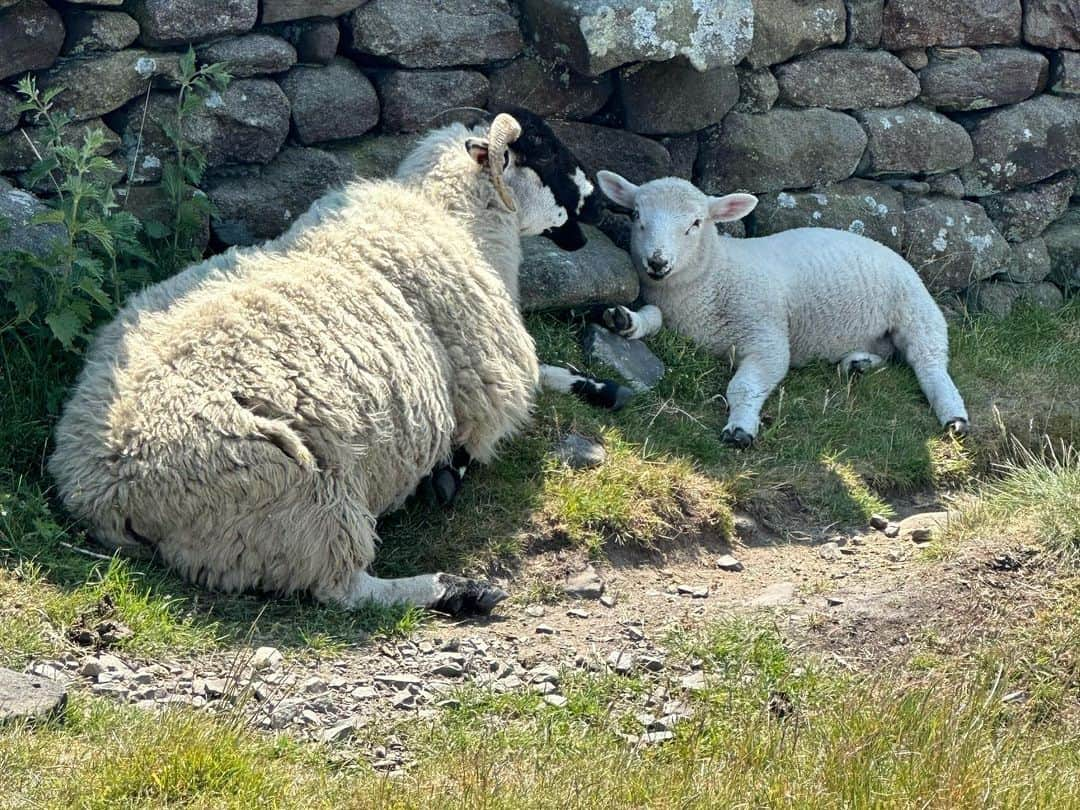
left=1, top=302, right=1079, bottom=660
left=942, top=438, right=1080, bottom=562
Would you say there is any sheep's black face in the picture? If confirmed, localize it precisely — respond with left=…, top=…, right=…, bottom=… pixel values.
left=495, top=106, right=602, bottom=252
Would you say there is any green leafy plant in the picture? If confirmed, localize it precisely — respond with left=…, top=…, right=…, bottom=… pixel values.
left=145, top=47, right=230, bottom=271
left=0, top=48, right=230, bottom=355
left=1, top=75, right=147, bottom=349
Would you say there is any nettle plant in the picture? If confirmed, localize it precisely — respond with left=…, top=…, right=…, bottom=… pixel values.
left=0, top=48, right=229, bottom=353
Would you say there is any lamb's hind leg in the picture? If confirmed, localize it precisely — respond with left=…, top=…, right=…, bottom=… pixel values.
left=838, top=351, right=885, bottom=378
left=893, top=321, right=969, bottom=436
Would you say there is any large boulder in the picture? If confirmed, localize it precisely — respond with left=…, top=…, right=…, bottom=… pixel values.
left=0, top=0, right=65, bottom=80
left=128, top=0, right=257, bottom=47
left=62, top=10, right=140, bottom=55
left=195, top=35, right=297, bottom=78
left=749, top=179, right=904, bottom=250
left=1023, top=1, right=1080, bottom=49
left=697, top=108, right=866, bottom=193
left=272, top=19, right=339, bottom=65
left=734, top=67, right=779, bottom=113
left=1043, top=207, right=1080, bottom=291
left=374, top=70, right=488, bottom=133
left=332, top=133, right=417, bottom=180
left=261, top=0, right=366, bottom=24
left=618, top=60, right=738, bottom=135
left=968, top=279, right=1063, bottom=317
left=0, top=118, right=119, bottom=173
left=0, top=89, right=19, bottom=133
left=486, top=55, right=612, bottom=121
left=0, top=179, right=66, bottom=258
left=918, top=48, right=1049, bottom=111
left=745, top=0, right=846, bottom=68
left=855, top=105, right=973, bottom=177
left=1050, top=51, right=1080, bottom=96
left=348, top=0, right=523, bottom=68
left=774, top=49, right=918, bottom=110
left=959, top=95, right=1080, bottom=195
left=549, top=121, right=672, bottom=185
left=279, top=59, right=379, bottom=145
left=1003, top=237, right=1052, bottom=283
left=113, top=81, right=290, bottom=179
left=519, top=0, right=754, bottom=75
left=519, top=226, right=638, bottom=311
left=882, top=0, right=1021, bottom=49
left=37, top=50, right=181, bottom=122
left=979, top=173, right=1076, bottom=242
left=845, top=0, right=883, bottom=48
left=205, top=146, right=355, bottom=245
left=902, top=198, right=1013, bottom=291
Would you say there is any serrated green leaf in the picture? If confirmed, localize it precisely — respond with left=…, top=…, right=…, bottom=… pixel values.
left=45, top=308, right=84, bottom=349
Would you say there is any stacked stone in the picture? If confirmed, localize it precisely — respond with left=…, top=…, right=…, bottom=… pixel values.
left=0, top=0, right=1077, bottom=315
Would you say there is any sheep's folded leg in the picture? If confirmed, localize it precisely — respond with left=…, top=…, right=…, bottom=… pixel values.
left=317, top=569, right=507, bottom=617
left=539, top=363, right=633, bottom=410
left=421, top=448, right=472, bottom=506
left=839, top=351, right=885, bottom=378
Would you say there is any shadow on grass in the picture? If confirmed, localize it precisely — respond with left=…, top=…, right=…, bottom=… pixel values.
left=2, top=302, right=1077, bottom=658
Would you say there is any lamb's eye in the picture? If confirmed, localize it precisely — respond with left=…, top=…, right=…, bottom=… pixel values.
left=686, top=219, right=701, bottom=234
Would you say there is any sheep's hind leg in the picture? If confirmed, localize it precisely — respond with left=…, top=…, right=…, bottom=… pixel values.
left=839, top=351, right=885, bottom=378
left=318, top=569, right=507, bottom=617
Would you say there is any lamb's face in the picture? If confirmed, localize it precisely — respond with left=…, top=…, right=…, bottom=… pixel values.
left=496, top=106, right=602, bottom=251
left=596, top=172, right=757, bottom=281
left=504, top=153, right=572, bottom=238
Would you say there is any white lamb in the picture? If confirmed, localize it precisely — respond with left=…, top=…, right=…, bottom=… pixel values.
left=49, top=114, right=574, bottom=616
left=594, top=172, right=970, bottom=447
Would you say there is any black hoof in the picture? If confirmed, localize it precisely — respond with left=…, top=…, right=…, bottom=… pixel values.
left=945, top=418, right=969, bottom=438
left=847, top=358, right=873, bottom=376
left=433, top=574, right=508, bottom=617
left=602, top=306, right=634, bottom=337
left=721, top=427, right=754, bottom=449
left=431, top=466, right=462, bottom=506
left=571, top=378, right=635, bottom=411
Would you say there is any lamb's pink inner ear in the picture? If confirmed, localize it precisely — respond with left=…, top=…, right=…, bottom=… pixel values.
left=708, top=193, right=758, bottom=222
left=596, top=170, right=638, bottom=209
left=465, top=139, right=489, bottom=166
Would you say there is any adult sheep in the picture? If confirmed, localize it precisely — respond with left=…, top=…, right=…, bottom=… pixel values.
left=594, top=172, right=970, bottom=447
left=49, top=113, right=593, bottom=616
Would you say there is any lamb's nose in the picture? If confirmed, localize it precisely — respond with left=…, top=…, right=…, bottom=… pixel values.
left=647, top=254, right=668, bottom=274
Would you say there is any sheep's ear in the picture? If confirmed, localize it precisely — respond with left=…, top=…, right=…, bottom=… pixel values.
left=707, top=193, right=758, bottom=222
left=596, top=170, right=639, bottom=209
left=465, top=138, right=489, bottom=166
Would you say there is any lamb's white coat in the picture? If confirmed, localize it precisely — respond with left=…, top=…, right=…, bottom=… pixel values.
left=48, top=120, right=569, bottom=615
left=596, top=174, right=969, bottom=441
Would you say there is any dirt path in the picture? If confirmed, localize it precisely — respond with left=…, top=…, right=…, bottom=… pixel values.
left=25, top=500, right=1049, bottom=772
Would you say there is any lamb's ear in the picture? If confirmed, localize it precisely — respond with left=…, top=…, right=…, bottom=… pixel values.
left=596, top=170, right=639, bottom=209
left=465, top=138, right=489, bottom=166
left=707, top=193, right=758, bottom=222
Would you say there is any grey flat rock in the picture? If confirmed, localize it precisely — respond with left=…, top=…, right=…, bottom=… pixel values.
left=583, top=325, right=665, bottom=391
left=0, top=667, right=67, bottom=724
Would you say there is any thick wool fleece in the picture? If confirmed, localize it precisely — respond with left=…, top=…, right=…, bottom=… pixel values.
left=49, top=129, right=538, bottom=600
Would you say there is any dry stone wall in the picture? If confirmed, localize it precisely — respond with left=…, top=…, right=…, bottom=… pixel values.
left=0, top=0, right=1077, bottom=316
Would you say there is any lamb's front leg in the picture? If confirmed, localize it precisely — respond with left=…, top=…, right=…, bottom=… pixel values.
left=722, top=350, right=790, bottom=448
left=601, top=304, right=663, bottom=340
